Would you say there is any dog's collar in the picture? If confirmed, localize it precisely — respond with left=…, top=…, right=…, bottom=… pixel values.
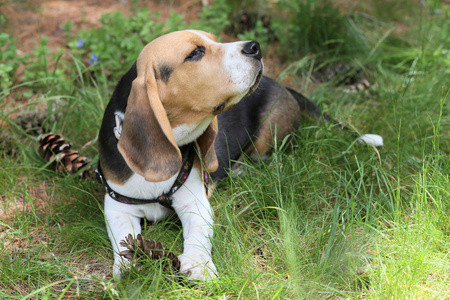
left=96, top=143, right=195, bottom=209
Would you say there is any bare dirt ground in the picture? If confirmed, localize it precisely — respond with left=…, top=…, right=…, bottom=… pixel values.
left=1, top=0, right=203, bottom=53
left=1, top=0, right=286, bottom=84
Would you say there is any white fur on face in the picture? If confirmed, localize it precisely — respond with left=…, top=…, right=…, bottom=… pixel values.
left=222, top=40, right=262, bottom=100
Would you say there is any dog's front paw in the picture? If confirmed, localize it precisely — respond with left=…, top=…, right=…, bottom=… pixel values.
left=179, top=254, right=217, bottom=281
left=112, top=256, right=130, bottom=280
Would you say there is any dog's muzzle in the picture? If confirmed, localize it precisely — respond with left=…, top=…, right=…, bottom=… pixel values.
left=241, top=41, right=264, bottom=97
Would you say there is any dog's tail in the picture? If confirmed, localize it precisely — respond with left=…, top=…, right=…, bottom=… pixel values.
left=286, top=87, right=384, bottom=147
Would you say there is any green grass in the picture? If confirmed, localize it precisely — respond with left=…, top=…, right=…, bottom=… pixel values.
left=1, top=1, right=449, bottom=298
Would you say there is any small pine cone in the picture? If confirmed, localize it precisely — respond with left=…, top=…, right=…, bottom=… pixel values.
left=39, top=133, right=72, bottom=161
left=56, top=150, right=91, bottom=174
left=15, top=110, right=48, bottom=135
left=119, top=234, right=180, bottom=273
left=38, top=132, right=93, bottom=177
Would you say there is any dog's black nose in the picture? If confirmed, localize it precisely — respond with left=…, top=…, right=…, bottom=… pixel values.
left=242, top=41, right=262, bottom=60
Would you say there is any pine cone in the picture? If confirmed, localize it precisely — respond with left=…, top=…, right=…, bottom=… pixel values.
left=119, top=233, right=180, bottom=273
left=15, top=109, right=57, bottom=136
left=38, top=133, right=93, bottom=178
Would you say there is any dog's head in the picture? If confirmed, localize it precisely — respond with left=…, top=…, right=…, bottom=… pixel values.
left=117, top=30, right=263, bottom=182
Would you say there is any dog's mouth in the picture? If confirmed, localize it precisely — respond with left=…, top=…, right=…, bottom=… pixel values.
left=224, top=62, right=264, bottom=111
left=245, top=66, right=263, bottom=97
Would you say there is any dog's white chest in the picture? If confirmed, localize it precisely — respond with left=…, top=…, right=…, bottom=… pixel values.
left=107, top=172, right=178, bottom=200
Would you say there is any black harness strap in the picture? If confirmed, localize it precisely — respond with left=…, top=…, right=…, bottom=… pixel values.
left=96, top=144, right=195, bottom=209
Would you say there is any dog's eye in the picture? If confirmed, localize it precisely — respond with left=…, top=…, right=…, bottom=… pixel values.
left=185, top=46, right=205, bottom=62
left=212, top=103, right=225, bottom=115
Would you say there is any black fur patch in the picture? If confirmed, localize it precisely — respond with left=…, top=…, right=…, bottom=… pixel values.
left=158, top=64, right=173, bottom=83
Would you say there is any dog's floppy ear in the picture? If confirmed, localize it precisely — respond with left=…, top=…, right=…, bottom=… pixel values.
left=117, top=69, right=182, bottom=182
left=196, top=117, right=219, bottom=173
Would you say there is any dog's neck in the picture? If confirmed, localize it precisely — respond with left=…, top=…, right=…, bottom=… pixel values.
left=114, top=111, right=212, bottom=147
left=172, top=117, right=213, bottom=147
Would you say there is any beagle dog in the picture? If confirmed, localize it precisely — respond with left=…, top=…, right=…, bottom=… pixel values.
left=98, top=30, right=382, bottom=280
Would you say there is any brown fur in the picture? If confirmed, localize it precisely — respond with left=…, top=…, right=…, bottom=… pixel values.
left=248, top=84, right=301, bottom=157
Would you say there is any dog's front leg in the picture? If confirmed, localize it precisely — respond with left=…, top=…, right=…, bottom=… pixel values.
left=104, top=194, right=142, bottom=279
left=172, top=169, right=217, bottom=280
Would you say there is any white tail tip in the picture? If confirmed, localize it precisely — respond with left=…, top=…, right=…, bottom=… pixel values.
left=358, top=134, right=384, bottom=147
